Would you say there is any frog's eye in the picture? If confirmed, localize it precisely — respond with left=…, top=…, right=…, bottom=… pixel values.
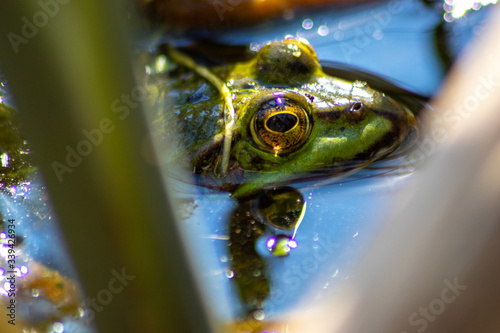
left=251, top=96, right=312, bottom=155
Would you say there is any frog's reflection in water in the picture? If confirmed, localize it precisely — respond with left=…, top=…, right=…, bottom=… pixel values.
left=228, top=187, right=305, bottom=320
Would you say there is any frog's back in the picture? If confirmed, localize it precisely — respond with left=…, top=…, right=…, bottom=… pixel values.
left=151, top=62, right=230, bottom=170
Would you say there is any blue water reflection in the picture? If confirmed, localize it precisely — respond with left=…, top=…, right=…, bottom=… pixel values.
left=182, top=0, right=489, bottom=324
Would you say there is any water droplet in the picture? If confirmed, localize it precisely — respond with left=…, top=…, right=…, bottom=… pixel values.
left=252, top=309, right=266, bottom=321
left=292, top=50, right=301, bottom=57
left=302, top=18, right=313, bottom=30
left=253, top=269, right=261, bottom=277
left=53, top=322, right=64, bottom=333
left=155, top=55, right=168, bottom=73
left=318, top=25, right=329, bottom=36
left=312, top=243, right=319, bottom=249
left=353, top=81, right=367, bottom=88
left=266, top=235, right=296, bottom=256
left=225, top=270, right=235, bottom=279
left=332, top=269, right=339, bottom=278
left=32, top=288, right=40, bottom=297
left=353, top=231, right=359, bottom=238
left=0, top=153, right=9, bottom=167
left=323, top=282, right=329, bottom=289
left=266, top=237, right=276, bottom=249
left=255, top=187, right=305, bottom=230
left=250, top=43, right=260, bottom=52
left=220, top=256, right=228, bottom=263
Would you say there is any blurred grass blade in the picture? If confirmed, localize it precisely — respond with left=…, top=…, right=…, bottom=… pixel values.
left=0, top=1, right=214, bottom=332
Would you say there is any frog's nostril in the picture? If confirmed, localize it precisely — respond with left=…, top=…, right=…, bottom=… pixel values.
left=266, top=113, right=298, bottom=133
left=350, top=102, right=364, bottom=112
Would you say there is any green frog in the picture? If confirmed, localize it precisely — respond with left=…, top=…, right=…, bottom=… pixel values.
left=153, top=39, right=417, bottom=198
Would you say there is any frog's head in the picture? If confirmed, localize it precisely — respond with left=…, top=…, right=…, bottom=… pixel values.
left=232, top=87, right=414, bottom=172
left=224, top=40, right=416, bottom=196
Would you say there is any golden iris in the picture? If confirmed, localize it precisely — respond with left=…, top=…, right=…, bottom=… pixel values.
left=251, top=95, right=312, bottom=155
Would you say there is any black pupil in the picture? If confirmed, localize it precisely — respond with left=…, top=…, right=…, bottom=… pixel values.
left=266, top=113, right=298, bottom=132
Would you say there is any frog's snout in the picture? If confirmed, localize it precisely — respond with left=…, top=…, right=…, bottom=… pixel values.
left=255, top=40, right=321, bottom=85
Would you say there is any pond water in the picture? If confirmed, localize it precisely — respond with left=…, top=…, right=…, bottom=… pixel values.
left=160, top=0, right=496, bottom=328
left=0, top=0, right=496, bottom=332
left=175, top=0, right=437, bottom=323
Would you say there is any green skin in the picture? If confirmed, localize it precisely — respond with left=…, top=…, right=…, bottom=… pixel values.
left=163, top=40, right=415, bottom=198
left=0, top=103, right=34, bottom=188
